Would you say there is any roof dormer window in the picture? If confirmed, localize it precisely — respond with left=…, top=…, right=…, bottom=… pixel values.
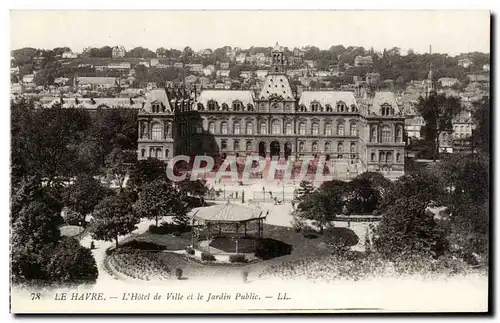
left=152, top=103, right=161, bottom=113
left=311, top=102, right=320, bottom=112
left=232, top=101, right=241, bottom=111
left=336, top=102, right=346, bottom=113
left=208, top=100, right=216, bottom=111
left=381, top=103, right=393, bottom=116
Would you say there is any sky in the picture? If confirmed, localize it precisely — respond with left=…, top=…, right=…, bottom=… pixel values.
left=10, top=10, right=490, bottom=55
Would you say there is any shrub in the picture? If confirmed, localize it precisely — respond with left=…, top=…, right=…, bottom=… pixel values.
left=120, top=239, right=167, bottom=251
left=201, top=252, right=216, bottom=261
left=148, top=222, right=190, bottom=235
left=185, top=246, right=195, bottom=255
left=175, top=268, right=183, bottom=280
left=254, top=238, right=292, bottom=260
left=45, top=237, right=98, bottom=284
left=229, top=254, right=247, bottom=263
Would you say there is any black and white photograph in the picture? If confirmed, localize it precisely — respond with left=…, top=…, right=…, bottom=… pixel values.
left=8, top=9, right=491, bottom=313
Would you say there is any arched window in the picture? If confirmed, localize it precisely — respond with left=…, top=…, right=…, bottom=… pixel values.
left=232, top=101, right=242, bottom=111
left=337, top=142, right=344, bottom=152
left=221, top=121, right=228, bottom=134
left=396, top=153, right=401, bottom=163
left=246, top=140, right=252, bottom=151
left=312, top=122, right=319, bottom=135
left=325, top=142, right=330, bottom=152
left=165, top=149, right=169, bottom=158
left=311, top=102, right=320, bottom=112
left=152, top=103, right=161, bottom=113
left=381, top=104, right=393, bottom=116
left=336, top=102, right=346, bottom=112
left=299, top=122, right=306, bottom=135
left=350, top=142, right=356, bottom=153
left=272, top=120, right=281, bottom=135
left=195, top=124, right=203, bottom=133
left=337, top=123, right=345, bottom=136
left=371, top=126, right=377, bottom=142
left=351, top=105, right=358, bottom=112
left=197, top=103, right=204, bottom=111
left=312, top=141, right=318, bottom=152
left=221, top=140, right=227, bottom=150
left=234, top=140, right=240, bottom=151
left=299, top=141, right=305, bottom=152
left=156, top=148, right=162, bottom=158
left=325, top=104, right=333, bottom=112
left=260, top=122, right=267, bottom=135
left=233, top=122, right=241, bottom=135
left=150, top=147, right=155, bottom=157
left=246, top=121, right=253, bottom=134
left=285, top=122, right=293, bottom=135
left=371, top=153, right=376, bottom=161
left=299, top=104, right=306, bottom=112
left=350, top=123, right=357, bottom=136
left=325, top=123, right=332, bottom=136
left=152, top=123, right=162, bottom=140
left=208, top=121, right=216, bottom=134
left=208, top=100, right=216, bottom=111
left=386, top=152, right=393, bottom=163
left=379, top=152, right=385, bottom=162
left=247, top=104, right=254, bottom=111
left=221, top=103, right=229, bottom=111
left=141, top=149, right=145, bottom=158
left=381, top=125, right=391, bottom=143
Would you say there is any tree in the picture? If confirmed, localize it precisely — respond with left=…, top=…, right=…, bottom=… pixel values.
left=45, top=237, right=98, bottom=284
left=416, top=93, right=462, bottom=160
left=92, top=194, right=139, bottom=248
left=296, top=187, right=344, bottom=234
left=104, top=148, right=133, bottom=191
left=354, top=172, right=393, bottom=210
left=134, top=180, right=186, bottom=227
left=63, top=175, right=113, bottom=226
left=11, top=200, right=62, bottom=280
left=471, top=96, right=490, bottom=154
left=294, top=180, right=315, bottom=203
left=346, top=177, right=379, bottom=214
left=128, top=158, right=167, bottom=191
left=374, top=196, right=449, bottom=258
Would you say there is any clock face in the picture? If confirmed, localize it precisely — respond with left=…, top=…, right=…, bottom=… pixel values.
left=272, top=103, right=279, bottom=109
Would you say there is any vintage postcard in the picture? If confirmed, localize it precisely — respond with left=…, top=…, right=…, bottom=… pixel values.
left=9, top=10, right=490, bottom=313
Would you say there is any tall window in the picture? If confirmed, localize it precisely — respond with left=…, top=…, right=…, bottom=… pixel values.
left=152, top=123, right=162, bottom=140
left=233, top=122, right=241, bottom=135
left=396, top=126, right=402, bottom=142
left=337, top=142, right=343, bottom=152
left=350, top=142, right=356, bottom=153
left=325, top=123, right=332, bottom=136
left=197, top=103, right=204, bottom=111
left=221, top=139, right=227, bottom=150
left=246, top=140, right=252, bottom=151
left=396, top=153, right=401, bottom=162
left=285, top=122, right=293, bottom=135
left=141, top=149, right=145, bottom=158
left=350, top=123, right=357, bottom=136
left=386, top=152, right=393, bottom=163
left=379, top=152, right=385, bottom=162
left=221, top=103, right=229, bottom=111
left=312, top=141, right=318, bottom=152
left=312, top=122, right=319, bottom=135
left=234, top=140, right=240, bottom=151
left=272, top=120, right=281, bottom=135
left=195, top=124, right=202, bottom=134
left=381, top=125, right=391, bottom=143
left=370, top=126, right=377, bottom=142
left=150, top=147, right=155, bottom=157
left=337, top=103, right=346, bottom=112
left=156, top=148, right=162, bottom=158
left=371, top=153, right=376, bottom=161
left=221, top=121, right=228, bottom=134
left=311, top=102, right=320, bottom=112
left=299, top=122, right=306, bottom=135
left=260, top=122, right=267, bottom=135
left=299, top=141, right=305, bottom=152
left=208, top=122, right=216, bottom=134
left=246, top=122, right=253, bottom=134
left=325, top=104, right=333, bottom=112
left=337, top=123, right=345, bottom=136
left=325, top=142, right=330, bottom=152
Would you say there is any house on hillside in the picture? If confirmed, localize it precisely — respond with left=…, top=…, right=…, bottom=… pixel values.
left=112, top=46, right=126, bottom=58
left=62, top=51, right=78, bottom=59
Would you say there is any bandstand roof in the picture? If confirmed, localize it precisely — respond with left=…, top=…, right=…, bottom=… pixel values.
left=189, top=203, right=267, bottom=223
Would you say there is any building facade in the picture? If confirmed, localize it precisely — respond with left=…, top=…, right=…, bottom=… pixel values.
left=137, top=43, right=406, bottom=179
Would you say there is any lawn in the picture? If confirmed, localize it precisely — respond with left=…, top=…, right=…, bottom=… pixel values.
left=120, top=231, right=192, bottom=251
